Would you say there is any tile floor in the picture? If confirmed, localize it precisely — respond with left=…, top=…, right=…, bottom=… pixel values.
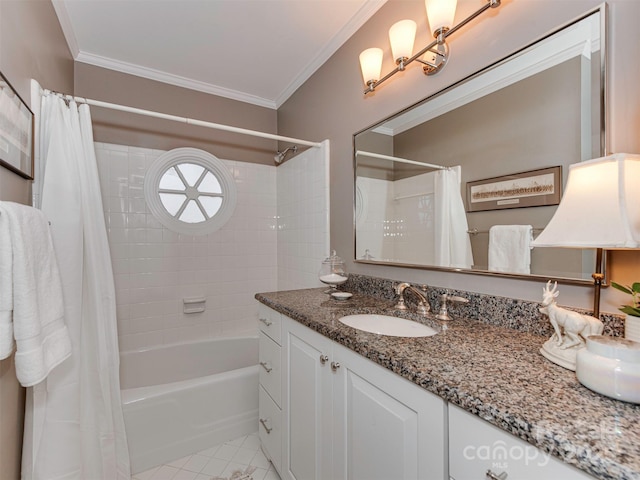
left=131, top=432, right=281, bottom=480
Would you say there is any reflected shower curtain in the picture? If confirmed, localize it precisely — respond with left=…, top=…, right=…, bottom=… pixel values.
left=22, top=94, right=130, bottom=479
left=434, top=166, right=474, bottom=269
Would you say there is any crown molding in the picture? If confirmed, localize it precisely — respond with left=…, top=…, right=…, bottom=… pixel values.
left=75, top=52, right=277, bottom=109
left=51, top=0, right=80, bottom=58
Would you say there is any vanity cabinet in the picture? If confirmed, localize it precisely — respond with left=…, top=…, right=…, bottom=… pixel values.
left=448, top=404, right=595, bottom=480
left=257, top=304, right=282, bottom=474
left=282, top=315, right=448, bottom=480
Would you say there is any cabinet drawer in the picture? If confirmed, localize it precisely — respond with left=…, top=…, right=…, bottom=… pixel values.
left=449, top=404, right=594, bottom=480
left=259, top=331, right=281, bottom=406
left=258, top=304, right=282, bottom=345
left=259, top=385, right=282, bottom=472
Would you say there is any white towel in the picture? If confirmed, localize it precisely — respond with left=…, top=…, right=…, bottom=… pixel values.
left=0, top=209, right=14, bottom=358
left=488, top=225, right=533, bottom=274
left=0, top=201, right=71, bottom=386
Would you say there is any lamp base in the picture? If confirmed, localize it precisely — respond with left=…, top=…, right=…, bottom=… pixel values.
left=540, top=337, right=584, bottom=371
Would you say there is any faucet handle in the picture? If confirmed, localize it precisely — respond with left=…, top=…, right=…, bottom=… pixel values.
left=436, top=294, right=469, bottom=321
left=448, top=295, right=469, bottom=304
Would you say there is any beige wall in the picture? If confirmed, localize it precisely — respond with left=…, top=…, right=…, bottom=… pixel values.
left=0, top=1, right=73, bottom=477
left=277, top=0, right=640, bottom=315
left=74, top=63, right=278, bottom=165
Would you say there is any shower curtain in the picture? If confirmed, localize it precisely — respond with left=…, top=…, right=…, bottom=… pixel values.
left=22, top=93, right=130, bottom=479
left=434, top=166, right=474, bottom=269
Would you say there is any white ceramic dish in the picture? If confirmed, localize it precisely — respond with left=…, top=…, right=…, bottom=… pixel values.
left=331, top=292, right=353, bottom=300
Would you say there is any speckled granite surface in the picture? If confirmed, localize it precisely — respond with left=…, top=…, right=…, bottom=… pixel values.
left=342, top=273, right=625, bottom=337
left=255, top=285, right=639, bottom=480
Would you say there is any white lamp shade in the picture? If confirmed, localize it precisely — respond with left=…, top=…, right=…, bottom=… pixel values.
left=425, top=0, right=457, bottom=35
left=532, top=153, right=640, bottom=249
left=359, top=47, right=383, bottom=84
left=389, top=19, right=417, bottom=61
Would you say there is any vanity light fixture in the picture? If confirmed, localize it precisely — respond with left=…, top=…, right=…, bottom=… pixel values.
left=532, top=153, right=640, bottom=317
left=360, top=0, right=501, bottom=94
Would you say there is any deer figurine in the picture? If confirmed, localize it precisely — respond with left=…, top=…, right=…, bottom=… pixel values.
left=540, top=280, right=604, bottom=349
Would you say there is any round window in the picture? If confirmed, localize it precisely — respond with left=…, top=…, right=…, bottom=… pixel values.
left=144, top=148, right=236, bottom=235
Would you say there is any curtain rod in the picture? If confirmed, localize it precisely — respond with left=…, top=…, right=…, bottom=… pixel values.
left=355, top=150, right=447, bottom=170
left=41, top=88, right=322, bottom=148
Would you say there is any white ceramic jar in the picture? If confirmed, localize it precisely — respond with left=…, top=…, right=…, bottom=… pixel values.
left=625, top=314, right=640, bottom=342
left=576, top=335, right=640, bottom=404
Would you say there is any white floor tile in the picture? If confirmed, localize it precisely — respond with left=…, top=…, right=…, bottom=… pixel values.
left=226, top=435, right=247, bottom=447
left=181, top=454, right=210, bottom=473
left=231, top=447, right=258, bottom=465
left=241, top=434, right=261, bottom=451
left=264, top=469, right=281, bottom=480
left=150, top=465, right=180, bottom=480
left=250, top=467, right=269, bottom=480
left=249, top=450, right=271, bottom=470
left=171, top=470, right=199, bottom=480
left=133, top=466, right=160, bottom=480
left=221, top=462, right=251, bottom=478
left=130, top=431, right=281, bottom=480
left=200, top=457, right=229, bottom=476
left=213, top=444, right=239, bottom=461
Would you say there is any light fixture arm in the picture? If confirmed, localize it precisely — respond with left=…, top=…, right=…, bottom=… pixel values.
left=364, top=0, right=501, bottom=94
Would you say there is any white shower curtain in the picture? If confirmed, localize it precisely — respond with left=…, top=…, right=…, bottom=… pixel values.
left=434, top=166, right=474, bottom=269
left=22, top=94, right=130, bottom=479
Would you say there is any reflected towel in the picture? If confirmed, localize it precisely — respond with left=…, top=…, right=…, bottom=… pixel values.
left=0, top=201, right=71, bottom=386
left=488, top=225, right=533, bottom=274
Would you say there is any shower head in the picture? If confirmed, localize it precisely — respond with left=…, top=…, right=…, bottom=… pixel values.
left=274, top=145, right=298, bottom=164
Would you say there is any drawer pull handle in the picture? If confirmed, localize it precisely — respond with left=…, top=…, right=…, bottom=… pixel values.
left=259, top=418, right=272, bottom=434
left=259, top=361, right=273, bottom=373
left=331, top=361, right=341, bottom=372
left=320, top=355, right=329, bottom=365
left=486, top=470, right=508, bottom=480
left=259, top=318, right=273, bottom=326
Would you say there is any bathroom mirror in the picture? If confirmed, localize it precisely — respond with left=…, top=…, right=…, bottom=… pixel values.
left=354, top=7, right=605, bottom=284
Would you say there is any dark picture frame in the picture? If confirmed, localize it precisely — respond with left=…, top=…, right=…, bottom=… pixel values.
left=466, top=166, right=562, bottom=212
left=0, top=71, right=34, bottom=179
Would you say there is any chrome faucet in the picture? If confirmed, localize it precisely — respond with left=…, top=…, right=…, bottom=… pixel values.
left=394, top=283, right=430, bottom=316
left=436, top=293, right=469, bottom=321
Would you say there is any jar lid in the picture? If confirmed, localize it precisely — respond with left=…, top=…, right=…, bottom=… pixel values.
left=322, top=249, right=344, bottom=267
left=586, top=335, right=640, bottom=363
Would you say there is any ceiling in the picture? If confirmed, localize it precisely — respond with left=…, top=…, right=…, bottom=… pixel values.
left=52, top=0, right=387, bottom=109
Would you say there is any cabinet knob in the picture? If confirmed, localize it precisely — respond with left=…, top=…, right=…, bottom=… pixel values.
left=259, top=418, right=272, bottom=434
left=486, top=470, right=508, bottom=480
left=320, top=355, right=329, bottom=365
left=331, top=361, right=341, bottom=371
left=259, top=361, right=273, bottom=373
left=259, top=317, right=273, bottom=326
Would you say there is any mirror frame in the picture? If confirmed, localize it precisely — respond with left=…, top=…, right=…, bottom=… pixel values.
left=352, top=5, right=607, bottom=286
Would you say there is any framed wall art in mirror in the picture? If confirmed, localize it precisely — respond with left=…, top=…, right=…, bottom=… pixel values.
left=353, top=6, right=606, bottom=284
left=0, top=71, right=34, bottom=179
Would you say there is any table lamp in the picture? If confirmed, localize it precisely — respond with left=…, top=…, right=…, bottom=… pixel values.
left=532, top=153, right=640, bottom=317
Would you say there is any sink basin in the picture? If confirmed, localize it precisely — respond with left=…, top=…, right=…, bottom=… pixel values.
left=339, top=314, right=438, bottom=337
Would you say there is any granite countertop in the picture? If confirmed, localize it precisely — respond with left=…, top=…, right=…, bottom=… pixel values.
left=255, top=287, right=640, bottom=480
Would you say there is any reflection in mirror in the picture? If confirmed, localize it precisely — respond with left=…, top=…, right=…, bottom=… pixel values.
left=354, top=8, right=605, bottom=283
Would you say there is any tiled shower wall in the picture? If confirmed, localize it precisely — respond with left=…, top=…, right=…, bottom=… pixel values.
left=277, top=142, right=330, bottom=291
left=95, top=143, right=278, bottom=351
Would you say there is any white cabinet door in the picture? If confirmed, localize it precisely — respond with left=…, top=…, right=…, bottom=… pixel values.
left=332, top=343, right=447, bottom=480
left=283, top=318, right=334, bottom=480
left=449, top=404, right=595, bottom=480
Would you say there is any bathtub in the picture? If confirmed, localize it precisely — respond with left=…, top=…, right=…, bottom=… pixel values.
left=120, top=336, right=259, bottom=474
